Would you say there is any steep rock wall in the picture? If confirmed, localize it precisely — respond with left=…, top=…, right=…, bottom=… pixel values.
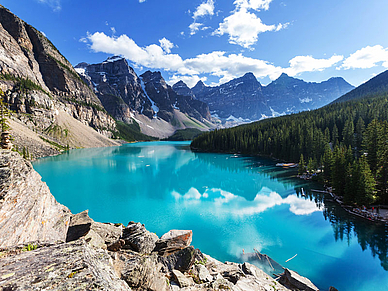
left=0, top=150, right=71, bottom=247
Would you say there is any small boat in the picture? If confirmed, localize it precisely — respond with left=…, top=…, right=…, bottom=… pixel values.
left=276, top=163, right=297, bottom=168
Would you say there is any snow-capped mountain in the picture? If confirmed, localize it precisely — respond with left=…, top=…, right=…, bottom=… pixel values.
left=264, top=73, right=355, bottom=114
left=190, top=73, right=270, bottom=120
left=173, top=73, right=354, bottom=122
left=75, top=57, right=153, bottom=123
left=76, top=57, right=213, bottom=138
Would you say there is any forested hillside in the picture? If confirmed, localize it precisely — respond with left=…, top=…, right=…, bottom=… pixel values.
left=191, top=90, right=388, bottom=206
left=333, top=70, right=388, bottom=103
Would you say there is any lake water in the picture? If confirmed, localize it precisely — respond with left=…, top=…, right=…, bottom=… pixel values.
left=33, top=141, right=388, bottom=291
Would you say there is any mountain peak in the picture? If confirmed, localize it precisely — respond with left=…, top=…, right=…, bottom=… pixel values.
left=193, top=80, right=206, bottom=89
left=172, top=80, right=189, bottom=90
left=140, top=71, right=163, bottom=83
left=278, top=72, right=291, bottom=79
left=242, top=72, right=257, bottom=80
left=75, top=62, right=89, bottom=69
left=103, top=56, right=125, bottom=63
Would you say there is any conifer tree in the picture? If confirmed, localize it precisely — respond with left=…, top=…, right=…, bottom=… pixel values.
left=322, top=143, right=333, bottom=183
left=343, top=118, right=354, bottom=148
left=364, top=119, right=380, bottom=175
left=356, top=156, right=376, bottom=205
left=0, top=89, right=10, bottom=133
left=355, top=117, right=365, bottom=158
left=298, top=154, right=305, bottom=175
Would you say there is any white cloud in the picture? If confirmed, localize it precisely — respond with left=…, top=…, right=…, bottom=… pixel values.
left=213, top=0, right=285, bottom=49
left=189, top=23, right=203, bottom=35
left=213, top=8, right=283, bottom=49
left=169, top=74, right=208, bottom=88
left=159, top=38, right=174, bottom=53
left=37, top=0, right=61, bottom=11
left=340, top=45, right=388, bottom=70
left=190, top=0, right=215, bottom=35
left=234, top=0, right=273, bottom=11
left=86, top=32, right=358, bottom=86
left=193, top=0, right=215, bottom=19
left=86, top=32, right=283, bottom=84
left=139, top=0, right=146, bottom=2
left=87, top=32, right=185, bottom=72
left=183, top=51, right=282, bottom=84
left=284, top=55, right=344, bottom=77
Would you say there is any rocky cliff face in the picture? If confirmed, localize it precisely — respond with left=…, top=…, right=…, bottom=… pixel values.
left=76, top=57, right=212, bottom=138
left=140, top=70, right=211, bottom=122
left=175, top=72, right=354, bottom=122
left=190, top=73, right=270, bottom=120
left=75, top=57, right=154, bottom=122
left=76, top=58, right=211, bottom=124
left=0, top=150, right=71, bottom=247
left=0, top=5, right=117, bottom=151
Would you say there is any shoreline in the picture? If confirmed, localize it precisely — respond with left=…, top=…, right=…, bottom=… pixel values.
left=322, top=189, right=388, bottom=225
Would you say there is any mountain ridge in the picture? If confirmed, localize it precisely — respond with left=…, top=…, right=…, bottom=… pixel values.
left=76, top=57, right=215, bottom=139
left=332, top=69, right=388, bottom=104
left=174, top=72, right=354, bottom=122
left=0, top=4, right=119, bottom=156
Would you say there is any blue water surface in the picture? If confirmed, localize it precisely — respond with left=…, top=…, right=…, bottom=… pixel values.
left=33, top=141, right=388, bottom=291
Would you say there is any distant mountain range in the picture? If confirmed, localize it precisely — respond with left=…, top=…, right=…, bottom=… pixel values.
left=173, top=72, right=354, bottom=122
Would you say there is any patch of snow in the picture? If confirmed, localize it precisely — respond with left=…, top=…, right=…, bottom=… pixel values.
left=226, top=115, right=252, bottom=123
left=130, top=111, right=143, bottom=124
left=260, top=107, right=286, bottom=120
left=146, top=125, right=154, bottom=129
left=75, top=67, right=86, bottom=76
left=173, top=101, right=180, bottom=110
left=140, top=78, right=159, bottom=118
left=132, top=117, right=143, bottom=124
left=103, top=56, right=123, bottom=63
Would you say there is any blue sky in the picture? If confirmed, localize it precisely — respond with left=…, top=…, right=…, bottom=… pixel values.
left=2, top=0, right=388, bottom=87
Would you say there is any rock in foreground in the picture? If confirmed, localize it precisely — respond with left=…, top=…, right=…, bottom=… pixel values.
left=0, top=150, right=71, bottom=248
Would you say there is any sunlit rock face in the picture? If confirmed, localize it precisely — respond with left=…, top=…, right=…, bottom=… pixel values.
left=0, top=5, right=116, bottom=140
left=76, top=58, right=211, bottom=124
left=0, top=150, right=71, bottom=247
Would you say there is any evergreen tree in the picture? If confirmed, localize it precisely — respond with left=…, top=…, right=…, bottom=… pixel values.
left=307, top=157, right=315, bottom=173
left=332, top=146, right=346, bottom=197
left=343, top=118, right=354, bottom=148
left=332, top=124, right=339, bottom=148
left=0, top=89, right=10, bottom=133
left=344, top=162, right=356, bottom=204
left=356, top=156, right=376, bottom=205
left=322, top=143, right=333, bottom=183
left=364, top=119, right=380, bottom=175
left=355, top=117, right=365, bottom=158
left=376, top=121, right=388, bottom=203
left=298, top=154, right=305, bottom=175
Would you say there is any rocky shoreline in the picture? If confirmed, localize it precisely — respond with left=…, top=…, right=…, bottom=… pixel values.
left=0, top=150, right=322, bottom=290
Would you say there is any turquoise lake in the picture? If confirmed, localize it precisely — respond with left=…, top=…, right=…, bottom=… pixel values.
left=33, top=141, right=388, bottom=291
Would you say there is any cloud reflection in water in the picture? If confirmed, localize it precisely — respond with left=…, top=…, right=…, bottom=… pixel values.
left=172, top=186, right=322, bottom=216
